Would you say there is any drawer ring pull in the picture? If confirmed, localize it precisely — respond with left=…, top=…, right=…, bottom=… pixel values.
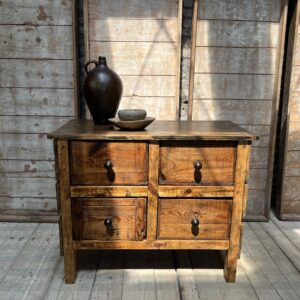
left=194, top=160, right=202, bottom=170
left=104, top=160, right=113, bottom=170
left=191, top=218, right=200, bottom=226
left=104, top=217, right=113, bottom=227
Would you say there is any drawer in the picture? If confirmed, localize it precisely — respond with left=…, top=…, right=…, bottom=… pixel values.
left=158, top=199, right=231, bottom=239
left=72, top=198, right=146, bottom=240
left=69, top=141, right=148, bottom=185
left=159, top=141, right=236, bottom=185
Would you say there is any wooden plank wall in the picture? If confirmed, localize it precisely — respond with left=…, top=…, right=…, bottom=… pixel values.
left=276, top=0, right=300, bottom=220
left=189, top=0, right=286, bottom=220
left=0, top=0, right=77, bottom=221
left=84, top=0, right=182, bottom=120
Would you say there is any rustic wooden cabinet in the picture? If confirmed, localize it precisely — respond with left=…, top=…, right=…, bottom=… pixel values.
left=48, top=120, right=256, bottom=284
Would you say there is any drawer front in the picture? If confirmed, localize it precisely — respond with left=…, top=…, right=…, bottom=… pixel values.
left=158, top=199, right=231, bottom=240
left=72, top=198, right=146, bottom=241
left=70, top=141, right=148, bottom=185
left=160, top=141, right=236, bottom=185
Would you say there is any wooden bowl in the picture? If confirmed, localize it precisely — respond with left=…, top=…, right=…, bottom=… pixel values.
left=118, top=109, right=147, bottom=121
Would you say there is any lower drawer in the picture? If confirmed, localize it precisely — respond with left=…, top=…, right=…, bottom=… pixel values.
left=158, top=199, right=232, bottom=240
left=72, top=198, right=146, bottom=241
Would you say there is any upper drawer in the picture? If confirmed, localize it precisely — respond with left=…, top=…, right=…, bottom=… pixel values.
left=159, top=141, right=237, bottom=186
left=69, top=141, right=148, bottom=185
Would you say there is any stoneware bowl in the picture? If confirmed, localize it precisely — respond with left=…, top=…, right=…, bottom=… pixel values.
left=108, top=117, right=155, bottom=130
left=118, top=109, right=147, bottom=121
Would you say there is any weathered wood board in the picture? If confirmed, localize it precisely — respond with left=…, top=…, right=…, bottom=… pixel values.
left=276, top=1, right=300, bottom=220
left=0, top=0, right=77, bottom=221
left=190, top=0, right=286, bottom=220
left=84, top=0, right=182, bottom=120
left=0, top=25, right=73, bottom=59
left=0, top=88, right=75, bottom=116
left=0, top=0, right=73, bottom=25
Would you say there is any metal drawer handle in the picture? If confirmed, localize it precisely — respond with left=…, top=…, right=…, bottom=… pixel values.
left=104, top=217, right=113, bottom=227
left=194, top=160, right=202, bottom=170
left=104, top=160, right=113, bottom=170
left=191, top=218, right=200, bottom=226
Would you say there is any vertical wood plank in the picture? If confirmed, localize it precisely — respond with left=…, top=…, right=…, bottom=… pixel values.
left=188, top=0, right=199, bottom=120
left=224, top=142, right=249, bottom=282
left=83, top=0, right=92, bottom=120
left=277, top=0, right=300, bottom=220
left=72, top=0, right=79, bottom=118
left=147, top=141, right=159, bottom=240
left=176, top=0, right=183, bottom=119
left=57, top=140, right=76, bottom=283
left=265, top=0, right=288, bottom=220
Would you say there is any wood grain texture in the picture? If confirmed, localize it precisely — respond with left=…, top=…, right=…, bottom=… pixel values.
left=195, top=47, right=277, bottom=74
left=287, top=122, right=300, bottom=150
left=198, top=0, right=281, bottom=21
left=193, top=74, right=274, bottom=100
left=0, top=25, right=73, bottom=59
left=160, top=141, right=237, bottom=186
left=88, top=0, right=178, bottom=19
left=0, top=0, right=72, bottom=25
left=0, top=116, right=72, bottom=134
left=89, top=19, right=178, bottom=42
left=71, top=186, right=148, bottom=198
left=0, top=177, right=56, bottom=198
left=0, top=134, right=54, bottom=160
left=48, top=120, right=257, bottom=141
left=57, top=140, right=76, bottom=283
left=158, top=186, right=234, bottom=198
left=158, top=199, right=231, bottom=239
left=188, top=0, right=199, bottom=120
left=281, top=177, right=300, bottom=202
left=196, top=20, right=279, bottom=47
left=193, top=100, right=272, bottom=125
left=121, top=76, right=176, bottom=97
left=72, top=198, right=146, bottom=241
left=0, top=59, right=73, bottom=88
left=0, top=88, right=75, bottom=116
left=90, top=42, right=177, bottom=76
left=0, top=197, right=57, bottom=211
left=73, top=239, right=229, bottom=250
left=224, top=143, right=249, bottom=282
left=290, top=92, right=300, bottom=122
left=0, top=160, right=55, bottom=178
left=69, top=141, right=148, bottom=185
left=285, top=151, right=300, bottom=176
left=147, top=142, right=159, bottom=240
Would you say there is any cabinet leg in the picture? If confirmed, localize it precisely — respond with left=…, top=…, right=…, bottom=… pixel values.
left=237, top=224, right=244, bottom=259
left=223, top=250, right=237, bottom=283
left=64, top=249, right=77, bottom=284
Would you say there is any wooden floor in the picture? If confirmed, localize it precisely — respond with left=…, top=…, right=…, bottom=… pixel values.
left=0, top=212, right=299, bottom=300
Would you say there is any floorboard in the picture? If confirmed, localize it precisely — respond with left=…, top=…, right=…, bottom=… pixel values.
left=0, top=214, right=298, bottom=300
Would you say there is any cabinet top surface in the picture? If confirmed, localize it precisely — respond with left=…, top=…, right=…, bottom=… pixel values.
left=48, top=119, right=257, bottom=141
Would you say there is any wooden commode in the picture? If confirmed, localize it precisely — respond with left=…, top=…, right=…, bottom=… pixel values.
left=48, top=119, right=257, bottom=283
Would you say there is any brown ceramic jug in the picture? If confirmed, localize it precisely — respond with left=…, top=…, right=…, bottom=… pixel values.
left=83, top=56, right=123, bottom=124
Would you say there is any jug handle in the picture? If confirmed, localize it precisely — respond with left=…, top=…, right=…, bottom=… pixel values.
left=85, top=60, right=98, bottom=73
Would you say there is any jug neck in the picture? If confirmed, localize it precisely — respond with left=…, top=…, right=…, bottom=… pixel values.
left=98, top=56, right=107, bottom=66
